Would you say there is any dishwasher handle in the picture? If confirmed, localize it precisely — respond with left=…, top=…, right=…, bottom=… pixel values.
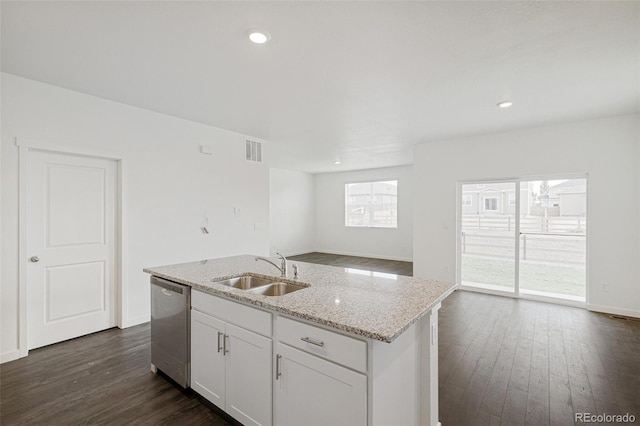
left=151, top=276, right=186, bottom=295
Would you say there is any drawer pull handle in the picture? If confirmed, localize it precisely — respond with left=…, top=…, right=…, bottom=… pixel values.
left=276, top=354, right=282, bottom=380
left=217, top=331, right=223, bottom=353
left=301, top=337, right=324, bottom=347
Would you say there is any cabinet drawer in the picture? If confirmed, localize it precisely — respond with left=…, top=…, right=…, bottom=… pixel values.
left=277, top=316, right=367, bottom=372
left=192, top=290, right=272, bottom=337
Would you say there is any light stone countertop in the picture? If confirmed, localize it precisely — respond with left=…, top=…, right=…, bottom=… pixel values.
left=144, top=254, right=457, bottom=343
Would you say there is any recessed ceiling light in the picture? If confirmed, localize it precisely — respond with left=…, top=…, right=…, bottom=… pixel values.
left=334, top=160, right=341, bottom=165
left=248, top=30, right=271, bottom=44
left=497, top=101, right=513, bottom=108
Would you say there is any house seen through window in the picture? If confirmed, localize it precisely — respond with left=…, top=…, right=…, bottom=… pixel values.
left=345, top=180, right=398, bottom=228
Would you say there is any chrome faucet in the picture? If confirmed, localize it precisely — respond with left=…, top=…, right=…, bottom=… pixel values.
left=255, top=252, right=287, bottom=278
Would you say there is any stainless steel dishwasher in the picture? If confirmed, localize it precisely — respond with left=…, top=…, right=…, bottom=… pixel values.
left=150, top=276, right=190, bottom=388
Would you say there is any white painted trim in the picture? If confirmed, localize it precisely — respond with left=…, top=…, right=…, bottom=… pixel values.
left=122, top=315, right=150, bottom=329
left=514, top=181, right=521, bottom=298
left=15, top=137, right=125, bottom=160
left=16, top=138, right=125, bottom=357
left=587, top=304, right=640, bottom=319
left=18, top=145, right=29, bottom=358
left=0, top=350, right=22, bottom=364
left=584, top=173, right=591, bottom=306
left=311, top=249, right=412, bottom=263
left=117, top=159, right=126, bottom=329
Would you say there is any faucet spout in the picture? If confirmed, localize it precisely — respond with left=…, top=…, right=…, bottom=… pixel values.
left=255, top=252, right=288, bottom=278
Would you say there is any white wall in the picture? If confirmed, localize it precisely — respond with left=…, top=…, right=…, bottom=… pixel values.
left=315, top=166, right=413, bottom=261
left=269, top=168, right=315, bottom=256
left=1, top=73, right=270, bottom=362
left=414, top=114, right=640, bottom=317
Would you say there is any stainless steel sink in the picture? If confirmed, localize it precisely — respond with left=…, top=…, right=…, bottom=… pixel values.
left=212, top=274, right=308, bottom=296
left=246, top=282, right=307, bottom=296
left=213, top=274, right=273, bottom=290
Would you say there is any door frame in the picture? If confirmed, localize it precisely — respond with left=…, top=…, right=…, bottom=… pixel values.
left=16, top=137, right=126, bottom=358
left=456, top=173, right=590, bottom=308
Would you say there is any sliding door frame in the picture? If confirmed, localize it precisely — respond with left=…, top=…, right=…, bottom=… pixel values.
left=456, top=173, right=589, bottom=308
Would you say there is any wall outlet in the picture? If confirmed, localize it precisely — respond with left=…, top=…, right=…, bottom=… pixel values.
left=601, top=283, right=608, bottom=292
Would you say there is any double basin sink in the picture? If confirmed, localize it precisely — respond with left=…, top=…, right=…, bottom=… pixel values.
left=212, top=274, right=308, bottom=296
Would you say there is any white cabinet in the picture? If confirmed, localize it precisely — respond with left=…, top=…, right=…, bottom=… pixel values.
left=191, top=310, right=226, bottom=407
left=274, top=316, right=367, bottom=426
left=191, top=291, right=272, bottom=426
left=189, top=290, right=441, bottom=426
left=275, top=343, right=367, bottom=426
left=225, top=323, right=272, bottom=426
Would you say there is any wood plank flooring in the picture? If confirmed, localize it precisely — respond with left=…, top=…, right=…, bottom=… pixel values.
left=439, top=291, right=640, bottom=426
left=0, top=323, right=239, bottom=426
left=2, top=253, right=638, bottom=425
left=287, top=252, right=413, bottom=276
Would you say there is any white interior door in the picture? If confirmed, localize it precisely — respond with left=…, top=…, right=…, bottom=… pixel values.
left=27, top=150, right=117, bottom=349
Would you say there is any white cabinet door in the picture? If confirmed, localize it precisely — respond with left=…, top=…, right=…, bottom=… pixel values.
left=191, top=310, right=226, bottom=407
left=275, top=343, right=367, bottom=426
left=226, top=323, right=272, bottom=426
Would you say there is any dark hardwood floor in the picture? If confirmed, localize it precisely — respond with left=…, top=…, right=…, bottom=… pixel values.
left=439, top=291, right=640, bottom=426
left=0, top=323, right=239, bottom=426
left=287, top=251, right=413, bottom=276
left=2, top=253, right=638, bottom=425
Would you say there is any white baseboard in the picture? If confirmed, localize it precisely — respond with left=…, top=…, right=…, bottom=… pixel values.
left=312, top=249, right=413, bottom=263
left=121, top=314, right=150, bottom=329
left=1, top=350, right=23, bottom=364
left=587, top=304, right=640, bottom=319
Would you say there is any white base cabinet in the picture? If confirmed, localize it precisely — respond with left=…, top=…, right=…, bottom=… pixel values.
left=191, top=291, right=272, bottom=426
left=225, top=323, right=272, bottom=426
left=191, top=310, right=226, bottom=407
left=189, top=290, right=442, bottom=426
left=274, top=343, right=367, bottom=426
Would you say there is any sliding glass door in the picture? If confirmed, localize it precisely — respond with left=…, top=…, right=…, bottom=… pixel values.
left=460, top=181, right=517, bottom=293
left=518, top=178, right=587, bottom=301
left=459, top=177, right=587, bottom=303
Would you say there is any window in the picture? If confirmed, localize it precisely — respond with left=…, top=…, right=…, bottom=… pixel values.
left=508, top=194, right=516, bottom=205
left=484, top=197, right=498, bottom=211
left=345, top=180, right=397, bottom=228
left=462, top=195, right=473, bottom=206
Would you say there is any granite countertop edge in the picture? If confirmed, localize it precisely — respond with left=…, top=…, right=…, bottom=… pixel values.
left=144, top=255, right=457, bottom=343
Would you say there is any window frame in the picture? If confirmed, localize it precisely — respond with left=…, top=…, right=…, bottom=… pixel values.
left=345, top=180, right=398, bottom=228
left=484, top=197, right=498, bottom=212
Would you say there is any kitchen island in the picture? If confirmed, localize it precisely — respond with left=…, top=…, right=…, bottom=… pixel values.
left=145, top=254, right=456, bottom=426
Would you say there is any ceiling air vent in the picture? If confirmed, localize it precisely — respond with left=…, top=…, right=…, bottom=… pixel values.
left=246, top=139, right=262, bottom=162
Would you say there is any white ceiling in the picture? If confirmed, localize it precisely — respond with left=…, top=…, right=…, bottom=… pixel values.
left=2, top=1, right=639, bottom=173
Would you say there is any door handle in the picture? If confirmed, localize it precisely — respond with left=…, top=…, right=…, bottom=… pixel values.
left=275, top=354, right=282, bottom=380
left=217, top=331, right=223, bottom=353
left=223, top=334, right=229, bottom=355
left=301, top=337, right=324, bottom=347
left=30, top=256, right=40, bottom=263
